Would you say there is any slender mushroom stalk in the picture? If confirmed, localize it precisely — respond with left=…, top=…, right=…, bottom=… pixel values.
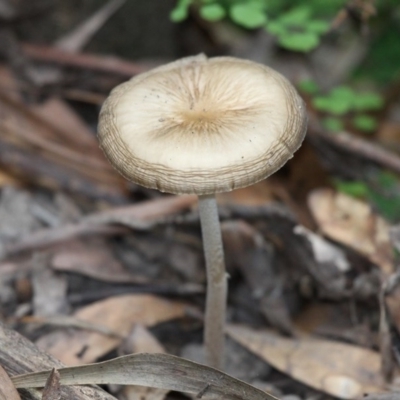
left=98, top=54, right=307, bottom=370
left=198, top=194, right=227, bottom=368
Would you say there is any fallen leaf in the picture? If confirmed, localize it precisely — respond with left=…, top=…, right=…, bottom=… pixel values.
left=51, top=239, right=148, bottom=284
left=227, top=324, right=387, bottom=399
left=30, top=97, right=104, bottom=157
left=36, top=294, right=189, bottom=365
left=121, top=324, right=165, bottom=354
left=0, top=364, right=21, bottom=400
left=308, top=188, right=393, bottom=274
left=12, top=353, right=277, bottom=400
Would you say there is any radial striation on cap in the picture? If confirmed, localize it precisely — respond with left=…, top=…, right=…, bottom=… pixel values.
left=98, top=54, right=307, bottom=195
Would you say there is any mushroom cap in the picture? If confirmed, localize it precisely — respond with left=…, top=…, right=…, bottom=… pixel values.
left=98, top=54, right=307, bottom=195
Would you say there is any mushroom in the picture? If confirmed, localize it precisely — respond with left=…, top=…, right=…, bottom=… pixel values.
left=98, top=54, right=307, bottom=369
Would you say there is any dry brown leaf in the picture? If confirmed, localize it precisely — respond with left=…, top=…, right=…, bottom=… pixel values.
left=51, top=240, right=148, bottom=284
left=0, top=364, right=21, bottom=400
left=36, top=294, right=189, bottom=365
left=30, top=97, right=102, bottom=156
left=122, top=324, right=165, bottom=354
left=227, top=324, right=388, bottom=399
left=308, top=188, right=393, bottom=274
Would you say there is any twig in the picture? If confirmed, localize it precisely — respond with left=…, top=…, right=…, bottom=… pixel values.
left=308, top=115, right=400, bottom=175
left=318, top=130, right=400, bottom=174
left=22, top=43, right=148, bottom=78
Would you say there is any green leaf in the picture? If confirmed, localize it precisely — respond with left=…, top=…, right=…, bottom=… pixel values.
left=334, top=180, right=369, bottom=198
left=306, top=19, right=330, bottom=34
left=367, top=171, right=400, bottom=221
left=170, top=0, right=192, bottom=22
left=279, top=6, right=312, bottom=26
left=265, top=20, right=286, bottom=36
left=313, top=95, right=352, bottom=115
left=368, top=189, right=400, bottom=221
left=322, top=116, right=344, bottom=132
left=377, top=170, right=398, bottom=190
left=353, top=92, right=384, bottom=111
left=313, top=86, right=357, bottom=115
left=298, top=79, right=320, bottom=94
left=200, top=3, right=226, bottom=21
left=278, top=31, right=319, bottom=52
left=330, top=86, right=356, bottom=101
left=352, top=115, right=378, bottom=133
left=229, top=3, right=267, bottom=29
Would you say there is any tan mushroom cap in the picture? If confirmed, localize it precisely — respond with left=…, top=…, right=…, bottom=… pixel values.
left=98, top=54, right=307, bottom=195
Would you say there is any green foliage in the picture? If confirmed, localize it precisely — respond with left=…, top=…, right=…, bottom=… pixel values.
left=304, top=83, right=384, bottom=133
left=265, top=5, right=330, bottom=52
left=170, top=0, right=333, bottom=52
left=314, top=87, right=355, bottom=115
left=322, top=116, right=344, bottom=132
left=354, top=2, right=400, bottom=84
left=200, top=3, right=226, bottom=21
left=367, top=171, right=400, bottom=221
left=297, top=79, right=320, bottom=95
left=352, top=115, right=378, bottom=133
left=170, top=0, right=193, bottom=22
left=229, top=3, right=267, bottom=29
left=334, top=180, right=369, bottom=198
left=353, top=93, right=384, bottom=112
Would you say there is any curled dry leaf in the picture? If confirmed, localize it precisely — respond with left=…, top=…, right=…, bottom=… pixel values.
left=227, top=324, right=389, bottom=400
left=0, top=364, right=21, bottom=400
left=36, top=294, right=189, bottom=365
left=12, top=353, right=277, bottom=400
left=308, top=188, right=393, bottom=275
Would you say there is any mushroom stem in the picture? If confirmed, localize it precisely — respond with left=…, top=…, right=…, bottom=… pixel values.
left=198, top=194, right=227, bottom=369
